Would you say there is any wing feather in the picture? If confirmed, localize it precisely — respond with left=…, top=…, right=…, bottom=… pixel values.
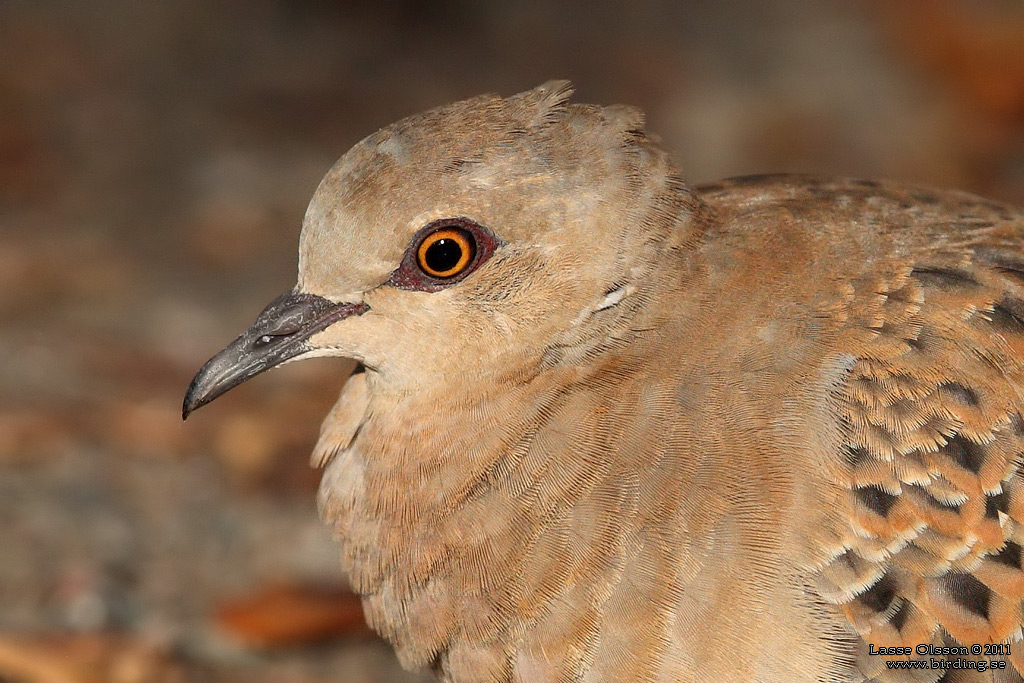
left=823, top=247, right=1024, bottom=680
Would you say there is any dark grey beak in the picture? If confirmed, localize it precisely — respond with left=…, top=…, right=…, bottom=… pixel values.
left=182, top=291, right=369, bottom=420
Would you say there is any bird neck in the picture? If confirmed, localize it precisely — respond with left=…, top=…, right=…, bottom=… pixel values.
left=320, top=311, right=703, bottom=673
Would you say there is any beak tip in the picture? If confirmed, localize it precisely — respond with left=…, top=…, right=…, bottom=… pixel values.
left=181, top=393, right=196, bottom=421
left=182, top=373, right=208, bottom=421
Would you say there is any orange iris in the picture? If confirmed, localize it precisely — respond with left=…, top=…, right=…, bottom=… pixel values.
left=416, top=228, right=475, bottom=278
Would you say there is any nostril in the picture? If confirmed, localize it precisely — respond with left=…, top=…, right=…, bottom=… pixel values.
left=253, top=315, right=305, bottom=349
left=252, top=334, right=276, bottom=349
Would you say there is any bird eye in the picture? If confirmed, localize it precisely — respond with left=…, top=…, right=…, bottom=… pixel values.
left=387, top=217, right=501, bottom=292
left=417, top=228, right=475, bottom=278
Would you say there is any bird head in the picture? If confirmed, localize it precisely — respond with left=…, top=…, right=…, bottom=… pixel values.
left=183, top=81, right=703, bottom=417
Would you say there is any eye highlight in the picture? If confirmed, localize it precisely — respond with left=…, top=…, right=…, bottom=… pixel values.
left=387, top=217, right=501, bottom=293
left=417, top=228, right=475, bottom=278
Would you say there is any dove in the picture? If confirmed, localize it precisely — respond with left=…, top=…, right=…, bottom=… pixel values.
left=184, top=81, right=1024, bottom=682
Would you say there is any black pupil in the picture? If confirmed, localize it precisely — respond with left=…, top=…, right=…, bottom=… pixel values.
left=425, top=237, right=465, bottom=275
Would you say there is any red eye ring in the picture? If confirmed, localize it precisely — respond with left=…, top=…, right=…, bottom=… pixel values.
left=416, top=228, right=475, bottom=278
left=387, top=218, right=502, bottom=292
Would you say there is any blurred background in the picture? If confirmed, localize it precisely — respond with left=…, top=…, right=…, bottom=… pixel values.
left=1, top=0, right=1022, bottom=681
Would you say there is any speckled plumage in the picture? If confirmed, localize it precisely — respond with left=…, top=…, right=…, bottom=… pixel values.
left=188, top=83, right=1024, bottom=682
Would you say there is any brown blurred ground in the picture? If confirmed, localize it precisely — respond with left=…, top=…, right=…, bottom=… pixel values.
left=0, top=1, right=1022, bottom=681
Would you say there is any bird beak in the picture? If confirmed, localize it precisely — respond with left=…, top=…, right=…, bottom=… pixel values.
left=182, top=291, right=369, bottom=420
